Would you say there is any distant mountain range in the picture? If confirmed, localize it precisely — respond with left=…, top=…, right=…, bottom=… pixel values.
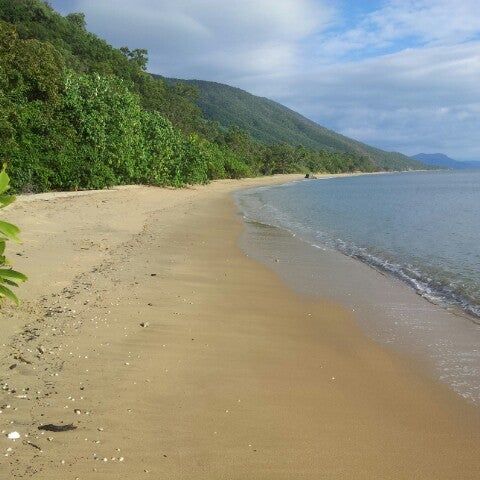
left=412, top=153, right=480, bottom=170
left=162, top=78, right=426, bottom=172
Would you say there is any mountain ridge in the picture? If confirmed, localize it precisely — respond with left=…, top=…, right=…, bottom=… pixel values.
left=412, top=153, right=480, bottom=169
left=164, top=78, right=426, bottom=171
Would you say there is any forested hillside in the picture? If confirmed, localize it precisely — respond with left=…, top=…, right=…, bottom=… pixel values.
left=0, top=0, right=423, bottom=193
left=177, top=80, right=425, bottom=171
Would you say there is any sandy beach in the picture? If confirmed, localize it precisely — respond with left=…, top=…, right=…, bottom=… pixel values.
left=2, top=174, right=480, bottom=479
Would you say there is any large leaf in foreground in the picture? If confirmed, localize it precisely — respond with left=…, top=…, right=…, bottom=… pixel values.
left=0, top=269, right=27, bottom=282
left=0, top=195, right=16, bottom=208
left=0, top=284, right=19, bottom=305
left=0, top=166, right=26, bottom=305
left=0, top=169, right=9, bottom=195
left=0, top=220, right=20, bottom=241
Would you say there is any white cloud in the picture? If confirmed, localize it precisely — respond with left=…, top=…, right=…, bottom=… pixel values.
left=274, top=41, right=480, bottom=159
left=62, top=0, right=334, bottom=81
left=51, top=0, right=480, bottom=160
left=320, top=0, right=480, bottom=58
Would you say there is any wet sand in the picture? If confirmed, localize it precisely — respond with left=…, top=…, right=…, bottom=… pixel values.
left=237, top=213, right=480, bottom=404
left=1, top=175, right=480, bottom=479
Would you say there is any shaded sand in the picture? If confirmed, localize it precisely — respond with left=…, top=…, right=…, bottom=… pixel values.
left=1, top=174, right=480, bottom=479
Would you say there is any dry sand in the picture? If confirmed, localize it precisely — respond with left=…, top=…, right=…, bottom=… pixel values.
left=1, top=174, right=480, bottom=479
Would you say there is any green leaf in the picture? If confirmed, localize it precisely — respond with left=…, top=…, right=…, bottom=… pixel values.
left=0, top=195, right=15, bottom=208
left=0, top=168, right=9, bottom=195
left=0, top=285, right=19, bottom=305
left=0, top=241, right=5, bottom=255
left=0, top=269, right=27, bottom=282
left=0, top=221, right=20, bottom=241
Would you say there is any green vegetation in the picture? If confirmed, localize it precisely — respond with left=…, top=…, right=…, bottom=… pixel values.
left=0, top=167, right=27, bottom=304
left=0, top=0, right=425, bottom=195
left=178, top=80, right=426, bottom=171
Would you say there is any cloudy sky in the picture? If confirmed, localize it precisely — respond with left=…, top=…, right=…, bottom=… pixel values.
left=51, top=0, right=480, bottom=161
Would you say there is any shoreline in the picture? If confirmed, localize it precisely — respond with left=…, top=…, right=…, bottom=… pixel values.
left=237, top=171, right=480, bottom=324
left=236, top=175, right=480, bottom=403
left=2, top=174, right=480, bottom=478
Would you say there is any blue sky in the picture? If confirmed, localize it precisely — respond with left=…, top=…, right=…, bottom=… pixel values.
left=51, top=1, right=480, bottom=161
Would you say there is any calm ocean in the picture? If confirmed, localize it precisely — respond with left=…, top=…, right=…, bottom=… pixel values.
left=237, top=170, right=480, bottom=319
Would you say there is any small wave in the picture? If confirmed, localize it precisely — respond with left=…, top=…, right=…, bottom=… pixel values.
left=333, top=241, right=480, bottom=321
left=237, top=191, right=480, bottom=322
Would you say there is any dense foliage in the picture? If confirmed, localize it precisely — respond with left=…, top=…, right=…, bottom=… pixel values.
left=0, top=0, right=414, bottom=194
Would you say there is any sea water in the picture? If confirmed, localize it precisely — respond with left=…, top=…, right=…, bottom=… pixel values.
left=238, top=170, right=480, bottom=319
left=236, top=170, right=480, bottom=402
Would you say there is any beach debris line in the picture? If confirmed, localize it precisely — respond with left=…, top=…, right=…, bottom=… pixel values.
left=38, top=423, right=77, bottom=432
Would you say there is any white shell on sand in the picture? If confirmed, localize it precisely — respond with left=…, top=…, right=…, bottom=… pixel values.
left=7, top=431, right=20, bottom=440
